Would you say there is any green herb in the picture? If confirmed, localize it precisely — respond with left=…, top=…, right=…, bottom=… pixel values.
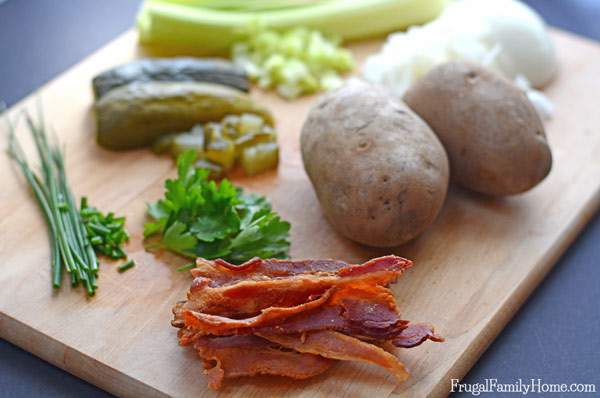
left=144, top=150, right=290, bottom=264
left=5, top=108, right=98, bottom=295
left=117, top=259, right=136, bottom=273
left=5, top=107, right=131, bottom=296
left=80, top=197, right=129, bottom=260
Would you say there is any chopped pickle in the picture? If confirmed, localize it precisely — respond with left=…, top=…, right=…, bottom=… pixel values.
left=221, top=114, right=241, bottom=128
left=195, top=159, right=223, bottom=179
left=237, top=113, right=264, bottom=134
left=172, top=130, right=205, bottom=158
left=235, top=132, right=274, bottom=156
left=152, top=133, right=178, bottom=154
left=205, top=135, right=236, bottom=171
left=189, top=124, right=205, bottom=136
left=222, top=124, right=240, bottom=140
left=204, top=122, right=224, bottom=141
left=154, top=113, right=279, bottom=178
left=241, top=142, right=279, bottom=176
left=261, top=125, right=277, bottom=137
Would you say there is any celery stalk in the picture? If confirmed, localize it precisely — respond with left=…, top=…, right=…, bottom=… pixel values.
left=161, top=0, right=331, bottom=12
left=137, top=0, right=447, bottom=55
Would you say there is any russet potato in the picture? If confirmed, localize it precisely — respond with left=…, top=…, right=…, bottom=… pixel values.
left=404, top=61, right=552, bottom=196
left=301, top=80, right=449, bottom=247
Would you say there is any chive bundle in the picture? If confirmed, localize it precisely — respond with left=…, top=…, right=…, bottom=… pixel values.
left=5, top=108, right=132, bottom=296
left=6, top=110, right=98, bottom=295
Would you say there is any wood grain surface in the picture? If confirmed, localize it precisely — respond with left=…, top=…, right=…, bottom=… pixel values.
left=1, top=29, right=600, bottom=398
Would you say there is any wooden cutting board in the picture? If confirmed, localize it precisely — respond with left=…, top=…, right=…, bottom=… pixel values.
left=1, top=28, right=600, bottom=398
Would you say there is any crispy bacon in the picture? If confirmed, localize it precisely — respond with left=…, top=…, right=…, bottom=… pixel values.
left=257, top=330, right=410, bottom=383
left=191, top=255, right=412, bottom=288
left=252, top=284, right=408, bottom=339
left=392, top=323, right=444, bottom=348
left=172, top=255, right=442, bottom=390
left=174, top=256, right=411, bottom=324
left=194, top=335, right=333, bottom=390
left=180, top=281, right=410, bottom=340
left=182, top=288, right=334, bottom=335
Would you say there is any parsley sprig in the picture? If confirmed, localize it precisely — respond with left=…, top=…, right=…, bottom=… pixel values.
left=144, top=151, right=291, bottom=264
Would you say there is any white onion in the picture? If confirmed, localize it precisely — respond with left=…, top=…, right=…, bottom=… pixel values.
left=362, top=0, right=557, bottom=118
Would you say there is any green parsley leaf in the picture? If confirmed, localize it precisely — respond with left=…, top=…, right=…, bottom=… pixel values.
left=161, top=221, right=198, bottom=256
left=144, top=150, right=291, bottom=264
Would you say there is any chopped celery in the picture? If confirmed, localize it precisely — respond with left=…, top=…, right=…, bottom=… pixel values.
left=241, top=142, right=279, bottom=175
left=231, top=26, right=354, bottom=99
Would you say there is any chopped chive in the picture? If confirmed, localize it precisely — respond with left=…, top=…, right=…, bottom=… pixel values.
left=81, top=208, right=99, bottom=217
left=106, top=222, right=124, bottom=230
left=90, top=236, right=103, bottom=245
left=88, top=223, right=111, bottom=235
left=118, top=260, right=135, bottom=273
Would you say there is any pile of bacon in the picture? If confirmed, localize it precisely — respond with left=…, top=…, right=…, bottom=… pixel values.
left=172, top=255, right=442, bottom=389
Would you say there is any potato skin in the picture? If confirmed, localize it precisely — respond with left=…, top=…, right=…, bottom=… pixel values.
left=301, top=80, right=449, bottom=247
left=404, top=61, right=552, bottom=196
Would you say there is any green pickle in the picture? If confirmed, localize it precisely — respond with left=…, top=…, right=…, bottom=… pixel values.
left=241, top=142, right=279, bottom=176
left=95, top=81, right=274, bottom=150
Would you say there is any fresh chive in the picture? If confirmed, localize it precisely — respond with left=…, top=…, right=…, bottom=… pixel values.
left=88, top=223, right=111, bottom=235
left=90, top=236, right=103, bottom=245
left=80, top=201, right=129, bottom=260
left=106, top=222, right=124, bottom=230
left=117, top=260, right=135, bottom=273
left=81, top=208, right=99, bottom=217
left=5, top=107, right=129, bottom=296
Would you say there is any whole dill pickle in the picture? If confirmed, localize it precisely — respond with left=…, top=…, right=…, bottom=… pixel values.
left=92, top=58, right=249, bottom=99
left=95, top=81, right=273, bottom=150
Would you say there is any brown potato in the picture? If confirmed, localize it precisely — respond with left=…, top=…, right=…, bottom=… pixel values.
left=301, top=80, right=449, bottom=247
left=404, top=61, right=552, bottom=196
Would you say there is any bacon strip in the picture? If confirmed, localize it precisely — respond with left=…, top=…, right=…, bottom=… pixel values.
left=172, top=255, right=442, bottom=390
left=191, top=255, right=412, bottom=288
left=175, top=256, right=411, bottom=326
left=180, top=277, right=334, bottom=318
left=194, top=335, right=333, bottom=390
left=392, top=323, right=444, bottom=348
left=257, top=330, right=410, bottom=383
left=182, top=288, right=333, bottom=335
left=253, top=285, right=409, bottom=339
